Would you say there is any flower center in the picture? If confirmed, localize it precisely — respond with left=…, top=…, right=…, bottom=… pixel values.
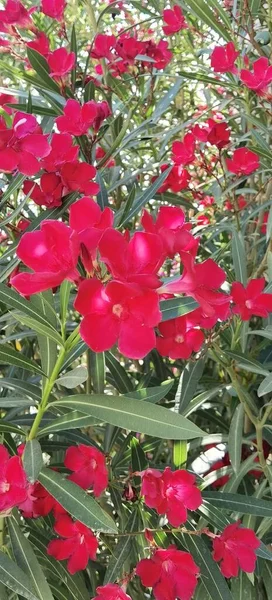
left=175, top=334, right=184, bottom=344
left=0, top=481, right=10, bottom=493
left=245, top=300, right=253, bottom=309
left=112, top=303, right=123, bottom=318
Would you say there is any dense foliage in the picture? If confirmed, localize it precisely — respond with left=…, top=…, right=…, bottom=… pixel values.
left=0, top=0, right=272, bottom=599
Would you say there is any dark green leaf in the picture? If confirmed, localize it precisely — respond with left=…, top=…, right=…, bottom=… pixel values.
left=23, top=440, right=43, bottom=483
left=160, top=297, right=199, bottom=321
left=228, top=404, right=244, bottom=473
left=0, top=346, right=44, bottom=375
left=176, top=359, right=205, bottom=414
left=0, top=551, right=39, bottom=600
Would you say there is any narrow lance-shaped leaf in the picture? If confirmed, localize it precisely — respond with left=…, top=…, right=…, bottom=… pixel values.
left=23, top=440, right=43, bottom=483
left=0, top=551, right=39, bottom=600
left=228, top=404, right=244, bottom=473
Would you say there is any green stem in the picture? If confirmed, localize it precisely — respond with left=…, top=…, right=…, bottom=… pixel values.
left=27, top=347, right=67, bottom=440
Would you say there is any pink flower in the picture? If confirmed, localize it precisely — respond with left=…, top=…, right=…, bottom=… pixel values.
left=157, top=316, right=204, bottom=360
left=172, top=133, right=196, bottom=166
left=226, top=148, right=260, bottom=176
left=56, top=99, right=100, bottom=136
left=0, top=0, right=34, bottom=31
left=0, top=112, right=51, bottom=176
left=69, top=196, right=114, bottom=273
left=140, top=468, right=167, bottom=514
left=232, top=278, right=272, bottom=320
left=64, top=444, right=108, bottom=496
left=197, top=214, right=210, bottom=226
left=141, top=206, right=198, bottom=258
left=90, top=34, right=116, bottom=60
left=27, top=32, right=50, bottom=59
left=99, top=229, right=164, bottom=289
left=212, top=522, right=260, bottom=578
left=93, top=584, right=132, bottom=600
left=210, top=42, right=239, bottom=73
left=23, top=173, right=63, bottom=208
left=41, top=0, right=66, bottom=21
left=240, top=57, right=272, bottom=94
left=41, top=133, right=79, bottom=172
left=206, top=120, right=230, bottom=149
left=159, top=252, right=230, bottom=321
left=48, top=48, right=75, bottom=78
left=0, top=445, right=28, bottom=512
left=11, top=220, right=80, bottom=296
left=143, top=40, right=172, bottom=70
left=60, top=161, right=99, bottom=195
left=136, top=547, right=200, bottom=600
left=163, top=5, right=188, bottom=35
left=47, top=515, right=98, bottom=574
left=156, top=164, right=191, bottom=193
left=74, top=278, right=161, bottom=359
left=0, top=92, right=17, bottom=115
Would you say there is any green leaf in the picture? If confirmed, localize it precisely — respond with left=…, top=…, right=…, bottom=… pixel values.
left=27, top=48, right=60, bottom=93
left=0, top=378, right=41, bottom=402
left=23, top=440, right=43, bottom=483
left=160, top=297, right=199, bottom=321
left=232, top=230, right=247, bottom=285
left=0, top=283, right=58, bottom=330
left=48, top=394, right=205, bottom=439
left=105, top=351, right=134, bottom=393
left=8, top=516, right=54, bottom=600
left=87, top=350, right=105, bottom=394
left=202, top=492, right=272, bottom=517
left=118, top=165, right=172, bottom=225
left=0, top=346, right=44, bottom=376
left=96, top=172, right=109, bottom=209
left=152, top=78, right=183, bottom=119
left=0, top=551, right=39, bottom=600
left=37, top=411, right=99, bottom=437
left=31, top=291, right=59, bottom=383
left=103, top=509, right=138, bottom=584
left=126, top=380, right=174, bottom=403
left=131, top=437, right=148, bottom=472
left=0, top=421, right=24, bottom=435
left=225, top=351, right=269, bottom=376
left=0, top=173, right=25, bottom=209
left=59, top=281, right=72, bottom=329
left=231, top=570, right=256, bottom=600
left=38, top=468, right=117, bottom=533
left=13, top=312, right=64, bottom=346
left=182, top=0, right=232, bottom=41
left=70, top=25, right=77, bottom=88
left=56, top=366, right=88, bottom=389
left=175, top=359, right=205, bottom=414
left=224, top=453, right=258, bottom=493
left=228, top=404, right=244, bottom=473
left=183, top=385, right=226, bottom=417
left=258, top=373, right=272, bottom=397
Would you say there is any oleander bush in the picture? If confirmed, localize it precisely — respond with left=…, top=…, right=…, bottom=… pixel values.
left=0, top=0, right=272, bottom=599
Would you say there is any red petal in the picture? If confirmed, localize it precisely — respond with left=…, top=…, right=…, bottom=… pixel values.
left=80, top=313, right=119, bottom=352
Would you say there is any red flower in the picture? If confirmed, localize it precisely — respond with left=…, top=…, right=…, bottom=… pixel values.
left=212, top=522, right=260, bottom=578
left=163, top=5, right=188, bottom=35
left=56, top=99, right=102, bottom=136
left=99, top=229, right=164, bottom=288
left=140, top=468, right=167, bottom=514
left=23, top=174, right=63, bottom=208
left=95, top=146, right=115, bottom=167
left=240, top=57, right=272, bottom=94
left=136, top=546, right=200, bottom=600
left=232, top=278, right=272, bottom=320
left=93, top=584, right=132, bottom=600
left=90, top=34, right=116, bottom=60
left=0, top=112, right=51, bottom=175
left=206, top=453, right=231, bottom=488
left=0, top=0, right=34, bottom=31
left=27, top=32, right=50, bottom=59
left=115, top=35, right=145, bottom=64
left=226, top=148, right=260, bottom=176
left=18, top=480, right=66, bottom=518
left=41, top=0, right=66, bottom=21
left=60, top=161, right=99, bottom=195
left=143, top=40, right=172, bottom=70
left=11, top=220, right=80, bottom=296
left=0, top=445, right=27, bottom=512
left=141, top=206, right=198, bottom=259
left=69, top=196, right=114, bottom=273
left=156, top=164, right=191, bottom=193
left=64, top=444, right=108, bottom=496
left=172, top=133, right=196, bottom=166
left=210, top=42, right=239, bottom=73
left=47, top=515, right=98, bottom=574
left=0, top=92, right=17, bottom=115
left=206, top=119, right=230, bottom=149
left=197, top=214, right=210, bottom=226
left=41, top=133, right=79, bottom=172
left=159, top=252, right=230, bottom=321
left=157, top=316, right=204, bottom=360
left=261, top=211, right=269, bottom=234
left=48, top=48, right=75, bottom=78
left=17, top=217, right=30, bottom=233
left=74, top=278, right=161, bottom=359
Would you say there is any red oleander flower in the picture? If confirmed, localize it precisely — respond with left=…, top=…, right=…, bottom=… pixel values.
left=57, top=99, right=110, bottom=133
left=48, top=48, right=75, bottom=78
left=157, top=316, right=204, bottom=360
left=41, top=0, right=66, bottom=21
left=60, top=161, right=99, bottom=195
left=162, top=5, right=188, bottom=35
left=90, top=34, right=116, bottom=60
left=11, top=220, right=80, bottom=295
left=206, top=119, right=230, bottom=149
left=0, top=445, right=28, bottom=512
left=140, top=468, right=167, bottom=514
left=74, top=278, right=161, bottom=359
left=141, top=206, right=198, bottom=258
left=172, top=133, right=196, bottom=166
left=23, top=173, right=63, bottom=208
left=27, top=32, right=50, bottom=59
left=0, top=92, right=17, bottom=114
left=47, top=515, right=98, bottom=574
left=210, top=42, right=239, bottom=73
left=99, top=229, right=164, bottom=288
left=143, top=39, right=172, bottom=70
left=41, top=133, right=79, bottom=172
left=240, top=57, right=272, bottom=94
left=64, top=444, right=108, bottom=496
left=18, top=480, right=66, bottom=518
left=115, top=34, right=145, bottom=64
left=0, top=112, right=50, bottom=175
left=136, top=546, right=200, bottom=600
left=212, top=522, right=260, bottom=578
left=226, top=148, right=260, bottom=176
left=69, top=196, right=114, bottom=273
left=206, top=453, right=231, bottom=488
left=95, top=146, right=115, bottom=167
left=93, top=584, right=132, bottom=600
left=156, top=164, right=191, bottom=193
left=159, top=252, right=230, bottom=321
left=0, top=0, right=34, bottom=31
left=231, top=278, right=272, bottom=320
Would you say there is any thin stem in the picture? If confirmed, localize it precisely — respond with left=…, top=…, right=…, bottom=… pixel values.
left=103, top=526, right=216, bottom=539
